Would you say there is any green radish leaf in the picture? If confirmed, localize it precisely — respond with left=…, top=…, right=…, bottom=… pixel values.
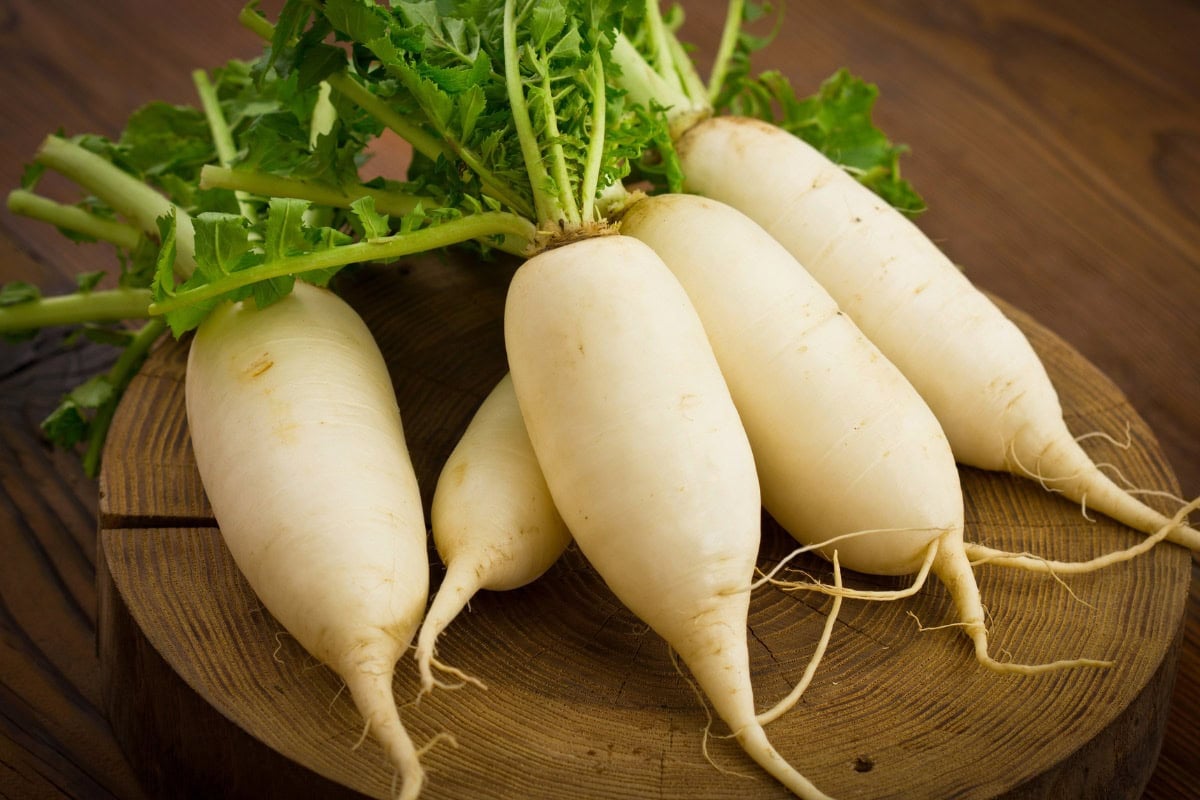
left=548, top=23, right=583, bottom=62
left=398, top=202, right=427, bottom=235
left=1, top=281, right=41, bottom=306
left=263, top=197, right=312, bottom=261
left=296, top=42, right=347, bottom=90
left=75, top=271, right=106, bottom=293
left=119, top=236, right=161, bottom=290
left=784, top=69, right=924, bottom=215
left=531, top=2, right=568, bottom=50
left=150, top=212, right=180, bottom=299
left=164, top=293, right=223, bottom=336
left=251, top=197, right=311, bottom=308
left=707, top=1, right=779, bottom=114
left=324, top=0, right=391, bottom=44
left=240, top=112, right=313, bottom=174
left=42, top=403, right=90, bottom=449
left=119, top=102, right=216, bottom=181
left=66, top=373, right=114, bottom=407
left=621, top=101, right=684, bottom=194
left=350, top=195, right=390, bottom=239
left=458, top=83, right=487, bottom=142
left=301, top=226, right=354, bottom=287
left=151, top=211, right=225, bottom=336
left=20, top=160, right=46, bottom=190
left=720, top=67, right=925, bottom=215
left=41, top=374, right=114, bottom=449
left=192, top=212, right=256, bottom=282
left=251, top=274, right=295, bottom=310
left=266, top=0, right=315, bottom=75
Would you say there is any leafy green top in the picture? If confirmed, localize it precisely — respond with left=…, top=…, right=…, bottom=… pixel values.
left=610, top=0, right=925, bottom=215
left=295, top=0, right=673, bottom=237
left=3, top=0, right=930, bottom=472
left=1, top=41, right=516, bottom=468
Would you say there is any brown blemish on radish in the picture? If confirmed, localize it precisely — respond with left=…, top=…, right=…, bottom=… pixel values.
left=245, top=353, right=273, bottom=378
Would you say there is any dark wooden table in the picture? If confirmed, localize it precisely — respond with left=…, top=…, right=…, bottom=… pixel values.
left=1, top=1, right=1196, bottom=798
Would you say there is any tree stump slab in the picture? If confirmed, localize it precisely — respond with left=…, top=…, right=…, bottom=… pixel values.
left=96, top=253, right=1190, bottom=799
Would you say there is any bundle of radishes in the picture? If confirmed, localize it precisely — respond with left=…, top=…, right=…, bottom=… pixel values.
left=2, top=1, right=1196, bottom=798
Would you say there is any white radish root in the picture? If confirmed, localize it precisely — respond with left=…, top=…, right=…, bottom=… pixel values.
left=506, top=234, right=833, bottom=799
left=418, top=372, right=571, bottom=694
left=675, top=115, right=1199, bottom=553
left=186, top=282, right=429, bottom=799
left=621, top=193, right=1110, bottom=675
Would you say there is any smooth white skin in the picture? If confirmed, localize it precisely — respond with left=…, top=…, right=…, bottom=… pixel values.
left=185, top=282, right=429, bottom=799
left=418, top=372, right=571, bottom=690
left=505, top=235, right=831, bottom=800
left=622, top=193, right=960, bottom=576
left=620, top=194, right=1111, bottom=675
left=679, top=116, right=1199, bottom=550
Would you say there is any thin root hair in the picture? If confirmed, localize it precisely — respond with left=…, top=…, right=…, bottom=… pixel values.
left=751, top=526, right=946, bottom=590
left=906, top=610, right=971, bottom=634
left=1093, top=460, right=1135, bottom=491
left=1005, top=440, right=1185, bottom=530
left=977, top=649, right=1113, bottom=675
left=329, top=680, right=348, bottom=711
left=757, top=551, right=844, bottom=726
left=667, top=648, right=744, bottom=775
left=1080, top=490, right=1096, bottom=523
left=669, top=645, right=707, bottom=712
left=271, top=630, right=292, bottom=665
left=769, top=540, right=938, bottom=602
left=1091, top=460, right=1189, bottom=507
left=300, top=653, right=329, bottom=674
left=1007, top=439, right=1079, bottom=493
left=755, top=565, right=823, bottom=587
left=352, top=717, right=372, bottom=751
left=416, top=731, right=458, bottom=758
left=909, top=603, right=998, bottom=637
left=399, top=694, right=424, bottom=714
left=908, top=605, right=1114, bottom=674
left=1128, top=487, right=1189, bottom=506
left=965, top=495, right=1199, bottom=576
left=1074, top=421, right=1133, bottom=450
left=665, top=649, right=753, bottom=779
left=964, top=545, right=1097, bottom=608
left=700, top=721, right=756, bottom=781
left=427, top=656, right=488, bottom=693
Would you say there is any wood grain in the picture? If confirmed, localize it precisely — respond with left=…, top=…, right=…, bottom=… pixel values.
left=94, top=258, right=1190, bottom=799
left=0, top=1, right=1196, bottom=799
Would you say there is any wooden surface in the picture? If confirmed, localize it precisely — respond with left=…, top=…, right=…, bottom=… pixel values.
left=96, top=256, right=1189, bottom=799
left=0, top=1, right=1196, bottom=798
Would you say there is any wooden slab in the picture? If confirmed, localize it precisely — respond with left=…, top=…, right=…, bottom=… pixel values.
left=96, top=252, right=1190, bottom=799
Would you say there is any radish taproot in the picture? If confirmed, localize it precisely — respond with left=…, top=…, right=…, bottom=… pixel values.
left=608, top=3, right=1198, bottom=552
left=675, top=115, right=1198, bottom=551
left=506, top=234, right=831, bottom=799
left=621, top=193, right=954, bottom=579
left=20, top=89, right=441, bottom=798
left=186, top=281, right=430, bottom=800
left=418, top=373, right=571, bottom=694
left=490, top=0, right=832, bottom=790
left=178, top=71, right=436, bottom=798
left=620, top=192, right=1109, bottom=674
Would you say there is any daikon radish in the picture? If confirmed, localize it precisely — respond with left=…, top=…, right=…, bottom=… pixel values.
left=186, top=282, right=430, bottom=799
left=418, top=373, right=571, bottom=694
